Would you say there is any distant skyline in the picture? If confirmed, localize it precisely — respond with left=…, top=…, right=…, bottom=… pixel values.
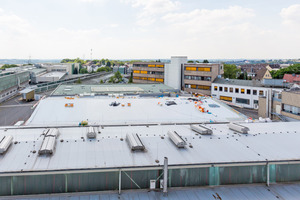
left=1, top=0, right=300, bottom=59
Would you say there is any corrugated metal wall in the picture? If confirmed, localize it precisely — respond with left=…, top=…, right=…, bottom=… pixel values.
left=1, top=164, right=300, bottom=196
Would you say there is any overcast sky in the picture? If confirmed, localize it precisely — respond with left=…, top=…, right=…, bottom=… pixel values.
left=0, top=0, right=300, bottom=59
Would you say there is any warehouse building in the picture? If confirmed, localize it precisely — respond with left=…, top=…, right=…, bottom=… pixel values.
left=51, top=84, right=179, bottom=97
left=0, top=71, right=30, bottom=103
left=25, top=96, right=246, bottom=126
left=1, top=121, right=300, bottom=197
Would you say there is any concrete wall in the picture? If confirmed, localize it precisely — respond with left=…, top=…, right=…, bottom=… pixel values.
left=164, top=56, right=187, bottom=90
left=282, top=91, right=300, bottom=107
left=258, top=97, right=267, bottom=118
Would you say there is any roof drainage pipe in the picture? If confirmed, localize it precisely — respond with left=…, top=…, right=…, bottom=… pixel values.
left=163, top=157, right=168, bottom=195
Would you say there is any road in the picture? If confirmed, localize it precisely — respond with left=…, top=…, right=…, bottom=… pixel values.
left=229, top=106, right=259, bottom=119
left=81, top=73, right=114, bottom=84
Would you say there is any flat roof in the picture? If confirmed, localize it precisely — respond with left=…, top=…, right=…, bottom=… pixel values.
left=19, top=88, right=34, bottom=94
left=28, top=68, right=46, bottom=74
left=39, top=71, right=65, bottom=79
left=11, top=183, right=300, bottom=200
left=25, top=97, right=246, bottom=126
left=52, top=84, right=178, bottom=96
left=0, top=121, right=300, bottom=173
left=213, top=78, right=264, bottom=87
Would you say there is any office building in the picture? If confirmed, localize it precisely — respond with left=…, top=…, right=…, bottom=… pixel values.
left=132, top=62, right=164, bottom=83
left=211, top=78, right=275, bottom=109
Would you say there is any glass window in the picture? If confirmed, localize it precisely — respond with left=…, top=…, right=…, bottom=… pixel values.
left=253, top=90, right=257, bottom=95
left=214, top=86, right=218, bottom=91
left=220, top=96, right=232, bottom=102
left=259, top=90, right=264, bottom=95
left=241, top=89, right=245, bottom=94
left=236, top=98, right=250, bottom=105
left=254, top=100, right=258, bottom=104
left=247, top=89, right=251, bottom=94
left=219, top=87, right=223, bottom=91
left=235, top=88, right=239, bottom=93
left=224, top=87, right=228, bottom=92
left=230, top=87, right=233, bottom=93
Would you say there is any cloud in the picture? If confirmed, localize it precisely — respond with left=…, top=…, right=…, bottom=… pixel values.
left=0, top=9, right=30, bottom=36
left=122, top=0, right=180, bottom=26
left=162, top=6, right=255, bottom=34
left=280, top=4, right=300, bottom=27
left=78, top=0, right=106, bottom=3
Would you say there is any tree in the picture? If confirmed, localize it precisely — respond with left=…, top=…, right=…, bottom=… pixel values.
left=0, top=64, right=18, bottom=69
left=106, top=61, right=111, bottom=67
left=129, top=73, right=133, bottom=83
left=203, top=60, right=209, bottom=63
left=100, top=79, right=104, bottom=84
left=80, top=68, right=88, bottom=74
left=271, top=64, right=300, bottom=79
left=76, top=78, right=82, bottom=84
left=224, top=64, right=241, bottom=79
left=187, top=60, right=194, bottom=63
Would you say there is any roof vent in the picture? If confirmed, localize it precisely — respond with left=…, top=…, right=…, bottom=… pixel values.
left=190, top=124, right=213, bottom=135
left=39, top=129, right=59, bottom=155
left=0, top=136, right=13, bottom=154
left=167, top=131, right=186, bottom=148
left=87, top=126, right=96, bottom=139
left=126, top=133, right=145, bottom=151
left=227, top=123, right=249, bottom=134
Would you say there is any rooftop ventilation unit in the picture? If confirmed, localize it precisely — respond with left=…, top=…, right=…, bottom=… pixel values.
left=190, top=124, right=213, bottom=135
left=0, top=136, right=13, bottom=154
left=167, top=130, right=186, bottom=148
left=126, top=133, right=145, bottom=151
left=227, top=122, right=249, bottom=134
left=39, top=129, right=59, bottom=155
left=87, top=126, right=96, bottom=139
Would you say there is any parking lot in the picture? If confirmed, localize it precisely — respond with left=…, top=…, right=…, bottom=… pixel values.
left=0, top=95, right=37, bottom=126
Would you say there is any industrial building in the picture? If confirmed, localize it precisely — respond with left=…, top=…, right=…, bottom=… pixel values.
left=1, top=121, right=300, bottom=197
left=0, top=71, right=30, bottom=103
left=51, top=84, right=179, bottom=96
left=113, top=66, right=128, bottom=74
left=35, top=71, right=66, bottom=83
left=25, top=96, right=246, bottom=126
left=41, top=63, right=81, bottom=75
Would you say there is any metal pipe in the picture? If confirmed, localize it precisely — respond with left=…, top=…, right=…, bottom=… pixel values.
left=267, top=163, right=270, bottom=186
left=119, top=169, right=121, bottom=194
left=163, top=157, right=168, bottom=195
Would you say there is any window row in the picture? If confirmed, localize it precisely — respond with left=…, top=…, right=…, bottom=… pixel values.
left=133, top=76, right=164, bottom=82
left=214, top=86, right=264, bottom=96
left=185, top=67, right=211, bottom=72
left=185, top=84, right=211, bottom=90
left=1, top=89, right=16, bottom=98
left=184, top=76, right=211, bottom=81
left=133, top=70, right=164, bottom=75
left=283, top=104, right=300, bottom=116
left=133, top=64, right=164, bottom=68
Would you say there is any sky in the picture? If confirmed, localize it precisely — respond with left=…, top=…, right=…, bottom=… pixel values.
left=0, top=0, right=300, bottom=59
